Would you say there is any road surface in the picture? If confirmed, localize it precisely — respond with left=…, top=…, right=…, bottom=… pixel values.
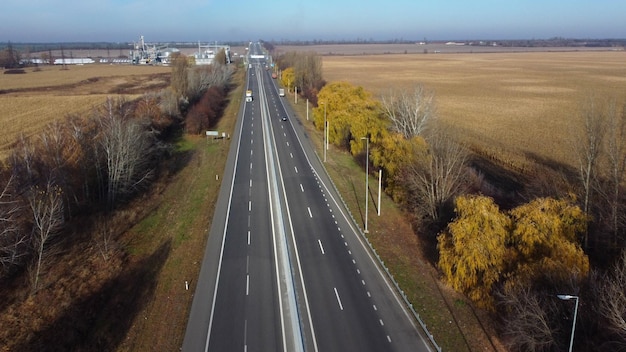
left=183, top=42, right=434, bottom=352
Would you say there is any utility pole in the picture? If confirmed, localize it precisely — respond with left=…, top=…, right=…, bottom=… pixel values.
left=378, top=169, right=382, bottom=216
left=361, top=137, right=370, bottom=233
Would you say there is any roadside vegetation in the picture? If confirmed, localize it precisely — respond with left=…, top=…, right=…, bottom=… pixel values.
left=272, top=44, right=626, bottom=351
left=2, top=40, right=625, bottom=351
left=0, top=48, right=237, bottom=350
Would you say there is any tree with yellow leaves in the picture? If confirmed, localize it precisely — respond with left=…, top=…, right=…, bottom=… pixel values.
left=507, top=197, right=589, bottom=290
left=280, top=67, right=295, bottom=92
left=370, top=133, right=427, bottom=202
left=439, top=195, right=589, bottom=309
left=313, top=82, right=383, bottom=155
left=438, top=195, right=510, bottom=308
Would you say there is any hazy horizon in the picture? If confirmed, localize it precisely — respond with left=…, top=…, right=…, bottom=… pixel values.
left=2, top=0, right=625, bottom=43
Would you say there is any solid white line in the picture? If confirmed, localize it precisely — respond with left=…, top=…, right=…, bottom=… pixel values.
left=287, top=112, right=429, bottom=341
left=300, top=184, right=304, bottom=192
left=205, top=70, right=249, bottom=351
left=260, top=71, right=298, bottom=352
left=308, top=207, right=312, bottom=218
left=244, top=320, right=248, bottom=351
left=334, top=287, right=344, bottom=311
left=318, top=239, right=325, bottom=254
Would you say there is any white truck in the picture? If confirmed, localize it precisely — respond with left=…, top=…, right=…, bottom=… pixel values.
left=279, top=88, right=285, bottom=97
left=245, top=89, right=253, bottom=102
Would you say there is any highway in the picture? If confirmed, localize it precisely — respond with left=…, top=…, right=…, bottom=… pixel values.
left=183, top=42, right=433, bottom=352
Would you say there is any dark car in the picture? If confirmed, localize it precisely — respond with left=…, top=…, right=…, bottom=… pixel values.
left=281, top=116, right=287, bottom=121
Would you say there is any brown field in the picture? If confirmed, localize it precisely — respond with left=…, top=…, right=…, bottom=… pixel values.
left=0, top=64, right=170, bottom=157
left=278, top=43, right=622, bottom=55
left=321, top=51, right=626, bottom=171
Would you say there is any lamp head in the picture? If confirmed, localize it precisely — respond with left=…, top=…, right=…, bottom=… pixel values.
left=557, top=294, right=577, bottom=300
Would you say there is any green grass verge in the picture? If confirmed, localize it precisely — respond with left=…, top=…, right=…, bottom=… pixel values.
left=117, top=67, right=245, bottom=351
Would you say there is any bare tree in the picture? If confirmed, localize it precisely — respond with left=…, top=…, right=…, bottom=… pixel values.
left=171, top=54, right=190, bottom=100
left=96, top=97, right=156, bottom=210
left=159, top=87, right=181, bottom=119
left=401, top=128, right=468, bottom=221
left=381, top=85, right=436, bottom=139
left=599, top=250, right=626, bottom=342
left=597, top=101, right=626, bottom=245
left=573, top=95, right=606, bottom=248
left=499, top=287, right=557, bottom=352
left=187, top=64, right=233, bottom=103
left=10, top=134, right=39, bottom=189
left=28, top=179, right=64, bottom=293
left=213, top=48, right=227, bottom=66
left=0, top=175, right=28, bottom=276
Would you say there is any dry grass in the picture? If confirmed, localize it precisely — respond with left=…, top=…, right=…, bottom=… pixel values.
left=0, top=64, right=170, bottom=157
left=0, top=64, right=243, bottom=351
left=283, top=50, right=626, bottom=351
left=0, top=95, right=107, bottom=152
left=322, top=51, right=626, bottom=170
left=0, top=64, right=169, bottom=91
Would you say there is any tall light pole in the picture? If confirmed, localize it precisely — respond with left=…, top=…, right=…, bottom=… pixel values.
left=323, top=102, right=327, bottom=162
left=361, top=137, right=369, bottom=233
left=557, top=294, right=579, bottom=352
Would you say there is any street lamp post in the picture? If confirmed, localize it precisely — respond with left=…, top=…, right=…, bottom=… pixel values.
left=323, top=103, right=327, bottom=162
left=557, top=294, right=579, bottom=352
left=361, top=137, right=369, bottom=233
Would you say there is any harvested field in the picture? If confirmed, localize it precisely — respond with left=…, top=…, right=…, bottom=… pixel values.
left=0, top=64, right=170, bottom=157
left=321, top=51, right=626, bottom=170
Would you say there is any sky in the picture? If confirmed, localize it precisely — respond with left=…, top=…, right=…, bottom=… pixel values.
left=1, top=0, right=625, bottom=43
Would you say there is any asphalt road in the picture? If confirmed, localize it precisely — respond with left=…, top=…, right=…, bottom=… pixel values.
left=183, top=42, right=434, bottom=352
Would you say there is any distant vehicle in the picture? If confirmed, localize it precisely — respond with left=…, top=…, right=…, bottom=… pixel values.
left=271, top=72, right=277, bottom=79
left=245, top=89, right=253, bottom=102
left=282, top=116, right=287, bottom=121
left=279, top=88, right=285, bottom=97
